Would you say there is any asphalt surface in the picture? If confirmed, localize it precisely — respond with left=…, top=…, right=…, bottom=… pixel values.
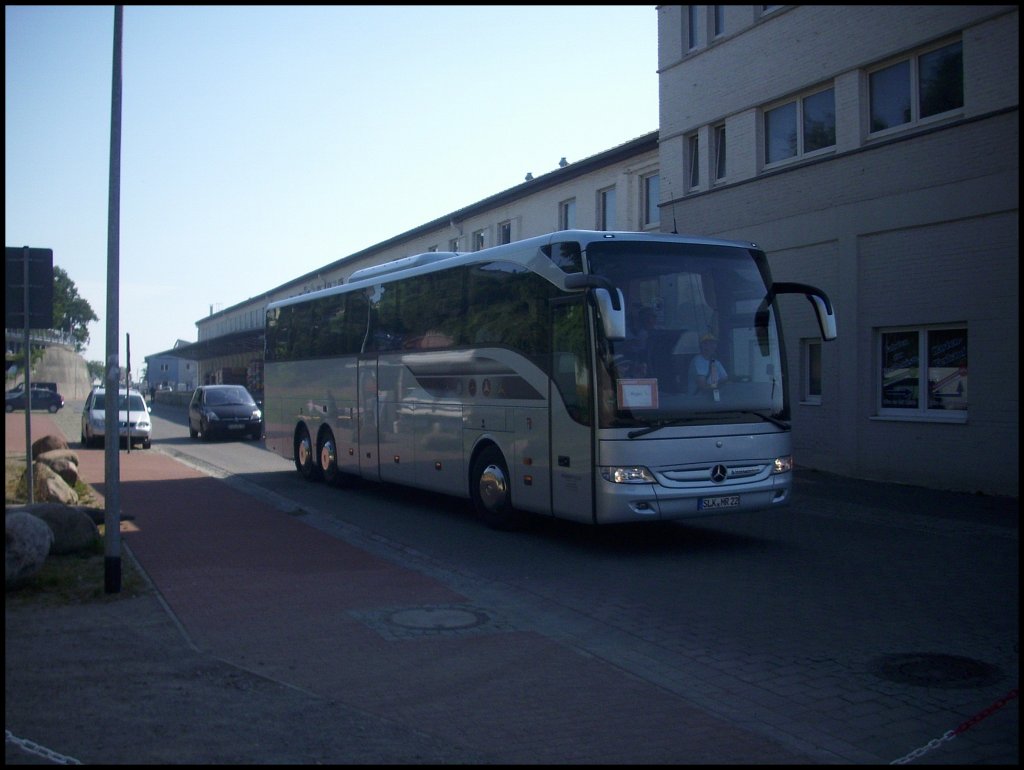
left=5, top=406, right=1019, bottom=764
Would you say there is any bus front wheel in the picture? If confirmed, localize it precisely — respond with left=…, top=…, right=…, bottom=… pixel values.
left=295, top=425, right=322, bottom=481
left=470, top=446, right=526, bottom=530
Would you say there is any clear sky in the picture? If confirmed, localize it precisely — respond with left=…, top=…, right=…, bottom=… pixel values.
left=5, top=5, right=658, bottom=369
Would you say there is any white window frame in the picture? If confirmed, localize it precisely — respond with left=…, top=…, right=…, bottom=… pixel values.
left=558, top=198, right=576, bottom=230
left=876, top=324, right=968, bottom=422
left=867, top=38, right=964, bottom=138
left=713, top=124, right=727, bottom=182
left=686, top=5, right=700, bottom=51
left=598, top=186, right=616, bottom=231
left=472, top=228, right=487, bottom=251
left=641, top=173, right=660, bottom=228
left=763, top=85, right=836, bottom=167
left=713, top=6, right=725, bottom=38
left=687, top=133, right=700, bottom=190
left=497, top=220, right=512, bottom=245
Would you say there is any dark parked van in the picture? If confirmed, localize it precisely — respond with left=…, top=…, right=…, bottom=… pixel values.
left=7, top=381, right=58, bottom=395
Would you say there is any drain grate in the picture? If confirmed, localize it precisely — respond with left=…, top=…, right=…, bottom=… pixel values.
left=872, top=652, right=1004, bottom=689
left=349, top=603, right=514, bottom=641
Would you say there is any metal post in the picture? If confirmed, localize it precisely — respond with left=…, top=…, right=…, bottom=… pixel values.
left=22, top=246, right=33, bottom=504
left=104, top=5, right=124, bottom=593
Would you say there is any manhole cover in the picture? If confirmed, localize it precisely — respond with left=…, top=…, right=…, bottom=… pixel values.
left=389, top=607, right=487, bottom=631
left=873, top=653, right=1004, bottom=689
left=348, top=604, right=513, bottom=640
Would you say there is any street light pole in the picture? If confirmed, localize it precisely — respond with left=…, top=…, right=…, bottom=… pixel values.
left=103, top=5, right=124, bottom=593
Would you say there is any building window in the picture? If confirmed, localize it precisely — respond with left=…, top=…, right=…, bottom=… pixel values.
left=878, top=326, right=967, bottom=418
left=598, top=186, right=616, bottom=230
left=472, top=229, right=486, bottom=251
left=642, top=173, right=660, bottom=227
left=427, top=245, right=438, bottom=252
left=449, top=237, right=460, bottom=252
left=687, top=133, right=700, bottom=189
left=687, top=6, right=699, bottom=50
left=802, top=339, right=822, bottom=404
left=498, top=221, right=512, bottom=245
left=713, top=6, right=725, bottom=37
left=764, top=86, right=836, bottom=165
left=559, top=198, right=576, bottom=230
left=869, top=40, right=963, bottom=134
left=714, top=124, right=726, bottom=181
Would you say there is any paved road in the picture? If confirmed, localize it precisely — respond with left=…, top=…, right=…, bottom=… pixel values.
left=6, top=402, right=1019, bottom=764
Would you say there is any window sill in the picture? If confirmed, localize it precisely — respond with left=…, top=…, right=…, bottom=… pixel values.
left=870, top=413, right=967, bottom=425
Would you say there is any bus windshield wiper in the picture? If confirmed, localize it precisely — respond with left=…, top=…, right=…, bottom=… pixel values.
left=725, top=410, right=790, bottom=429
left=626, top=410, right=788, bottom=438
left=627, top=418, right=697, bottom=439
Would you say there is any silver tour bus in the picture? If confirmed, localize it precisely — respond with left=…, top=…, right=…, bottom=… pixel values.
left=263, top=230, right=836, bottom=529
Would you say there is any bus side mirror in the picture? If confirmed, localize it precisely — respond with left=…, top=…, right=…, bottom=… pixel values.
left=758, top=282, right=837, bottom=343
left=564, top=273, right=626, bottom=341
left=755, top=282, right=837, bottom=355
left=594, top=288, right=626, bottom=341
left=772, top=282, right=836, bottom=341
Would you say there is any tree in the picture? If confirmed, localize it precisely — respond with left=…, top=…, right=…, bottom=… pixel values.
left=52, top=266, right=99, bottom=353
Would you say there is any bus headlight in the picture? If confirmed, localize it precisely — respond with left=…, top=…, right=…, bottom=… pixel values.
left=600, top=466, right=656, bottom=484
left=772, top=455, right=793, bottom=474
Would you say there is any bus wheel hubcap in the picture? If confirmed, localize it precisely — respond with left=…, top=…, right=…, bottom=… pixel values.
left=479, top=464, right=508, bottom=511
left=321, top=440, right=336, bottom=471
left=298, top=437, right=312, bottom=467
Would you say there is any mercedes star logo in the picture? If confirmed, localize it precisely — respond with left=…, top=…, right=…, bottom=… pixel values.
left=710, top=464, right=728, bottom=483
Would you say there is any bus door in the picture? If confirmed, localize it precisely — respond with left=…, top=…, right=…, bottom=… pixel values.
left=549, top=298, right=595, bottom=523
left=357, top=357, right=381, bottom=481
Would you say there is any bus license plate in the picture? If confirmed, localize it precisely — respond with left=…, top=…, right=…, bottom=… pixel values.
left=700, top=495, right=740, bottom=510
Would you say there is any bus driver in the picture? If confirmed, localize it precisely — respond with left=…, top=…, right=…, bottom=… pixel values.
left=689, top=333, right=728, bottom=400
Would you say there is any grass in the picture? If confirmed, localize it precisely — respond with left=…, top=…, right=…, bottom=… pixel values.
left=6, top=451, right=150, bottom=605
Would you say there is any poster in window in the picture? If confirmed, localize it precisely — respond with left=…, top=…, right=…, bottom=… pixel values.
left=881, top=331, right=919, bottom=408
left=927, top=328, right=967, bottom=411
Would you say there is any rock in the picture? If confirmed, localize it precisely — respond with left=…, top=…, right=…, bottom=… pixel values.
left=7, top=503, right=99, bottom=555
left=36, top=450, right=80, bottom=488
left=5, top=511, right=54, bottom=587
left=31, top=434, right=69, bottom=460
left=16, top=462, right=79, bottom=506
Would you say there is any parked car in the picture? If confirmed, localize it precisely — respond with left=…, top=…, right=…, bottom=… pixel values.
left=5, top=386, right=64, bottom=413
left=81, top=387, right=152, bottom=449
left=188, top=384, right=263, bottom=441
left=6, top=381, right=58, bottom=396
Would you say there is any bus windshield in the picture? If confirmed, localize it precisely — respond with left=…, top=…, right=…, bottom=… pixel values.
left=586, top=241, right=785, bottom=429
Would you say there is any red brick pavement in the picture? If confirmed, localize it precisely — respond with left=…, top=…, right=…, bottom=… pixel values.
left=7, top=410, right=813, bottom=763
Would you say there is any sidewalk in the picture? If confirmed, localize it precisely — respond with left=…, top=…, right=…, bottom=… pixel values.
left=6, top=410, right=817, bottom=764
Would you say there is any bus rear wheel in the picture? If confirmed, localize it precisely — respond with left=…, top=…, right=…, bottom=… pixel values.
left=318, top=428, right=346, bottom=487
left=295, top=425, right=322, bottom=481
left=470, top=446, right=526, bottom=530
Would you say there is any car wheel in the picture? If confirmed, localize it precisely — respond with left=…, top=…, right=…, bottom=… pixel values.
left=142, top=438, right=151, bottom=449
left=317, top=427, right=346, bottom=487
left=201, top=420, right=213, bottom=441
left=294, top=425, right=322, bottom=481
left=189, top=421, right=198, bottom=439
left=47, top=404, right=59, bottom=413
left=470, top=445, right=527, bottom=530
left=5, top=404, right=13, bottom=413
